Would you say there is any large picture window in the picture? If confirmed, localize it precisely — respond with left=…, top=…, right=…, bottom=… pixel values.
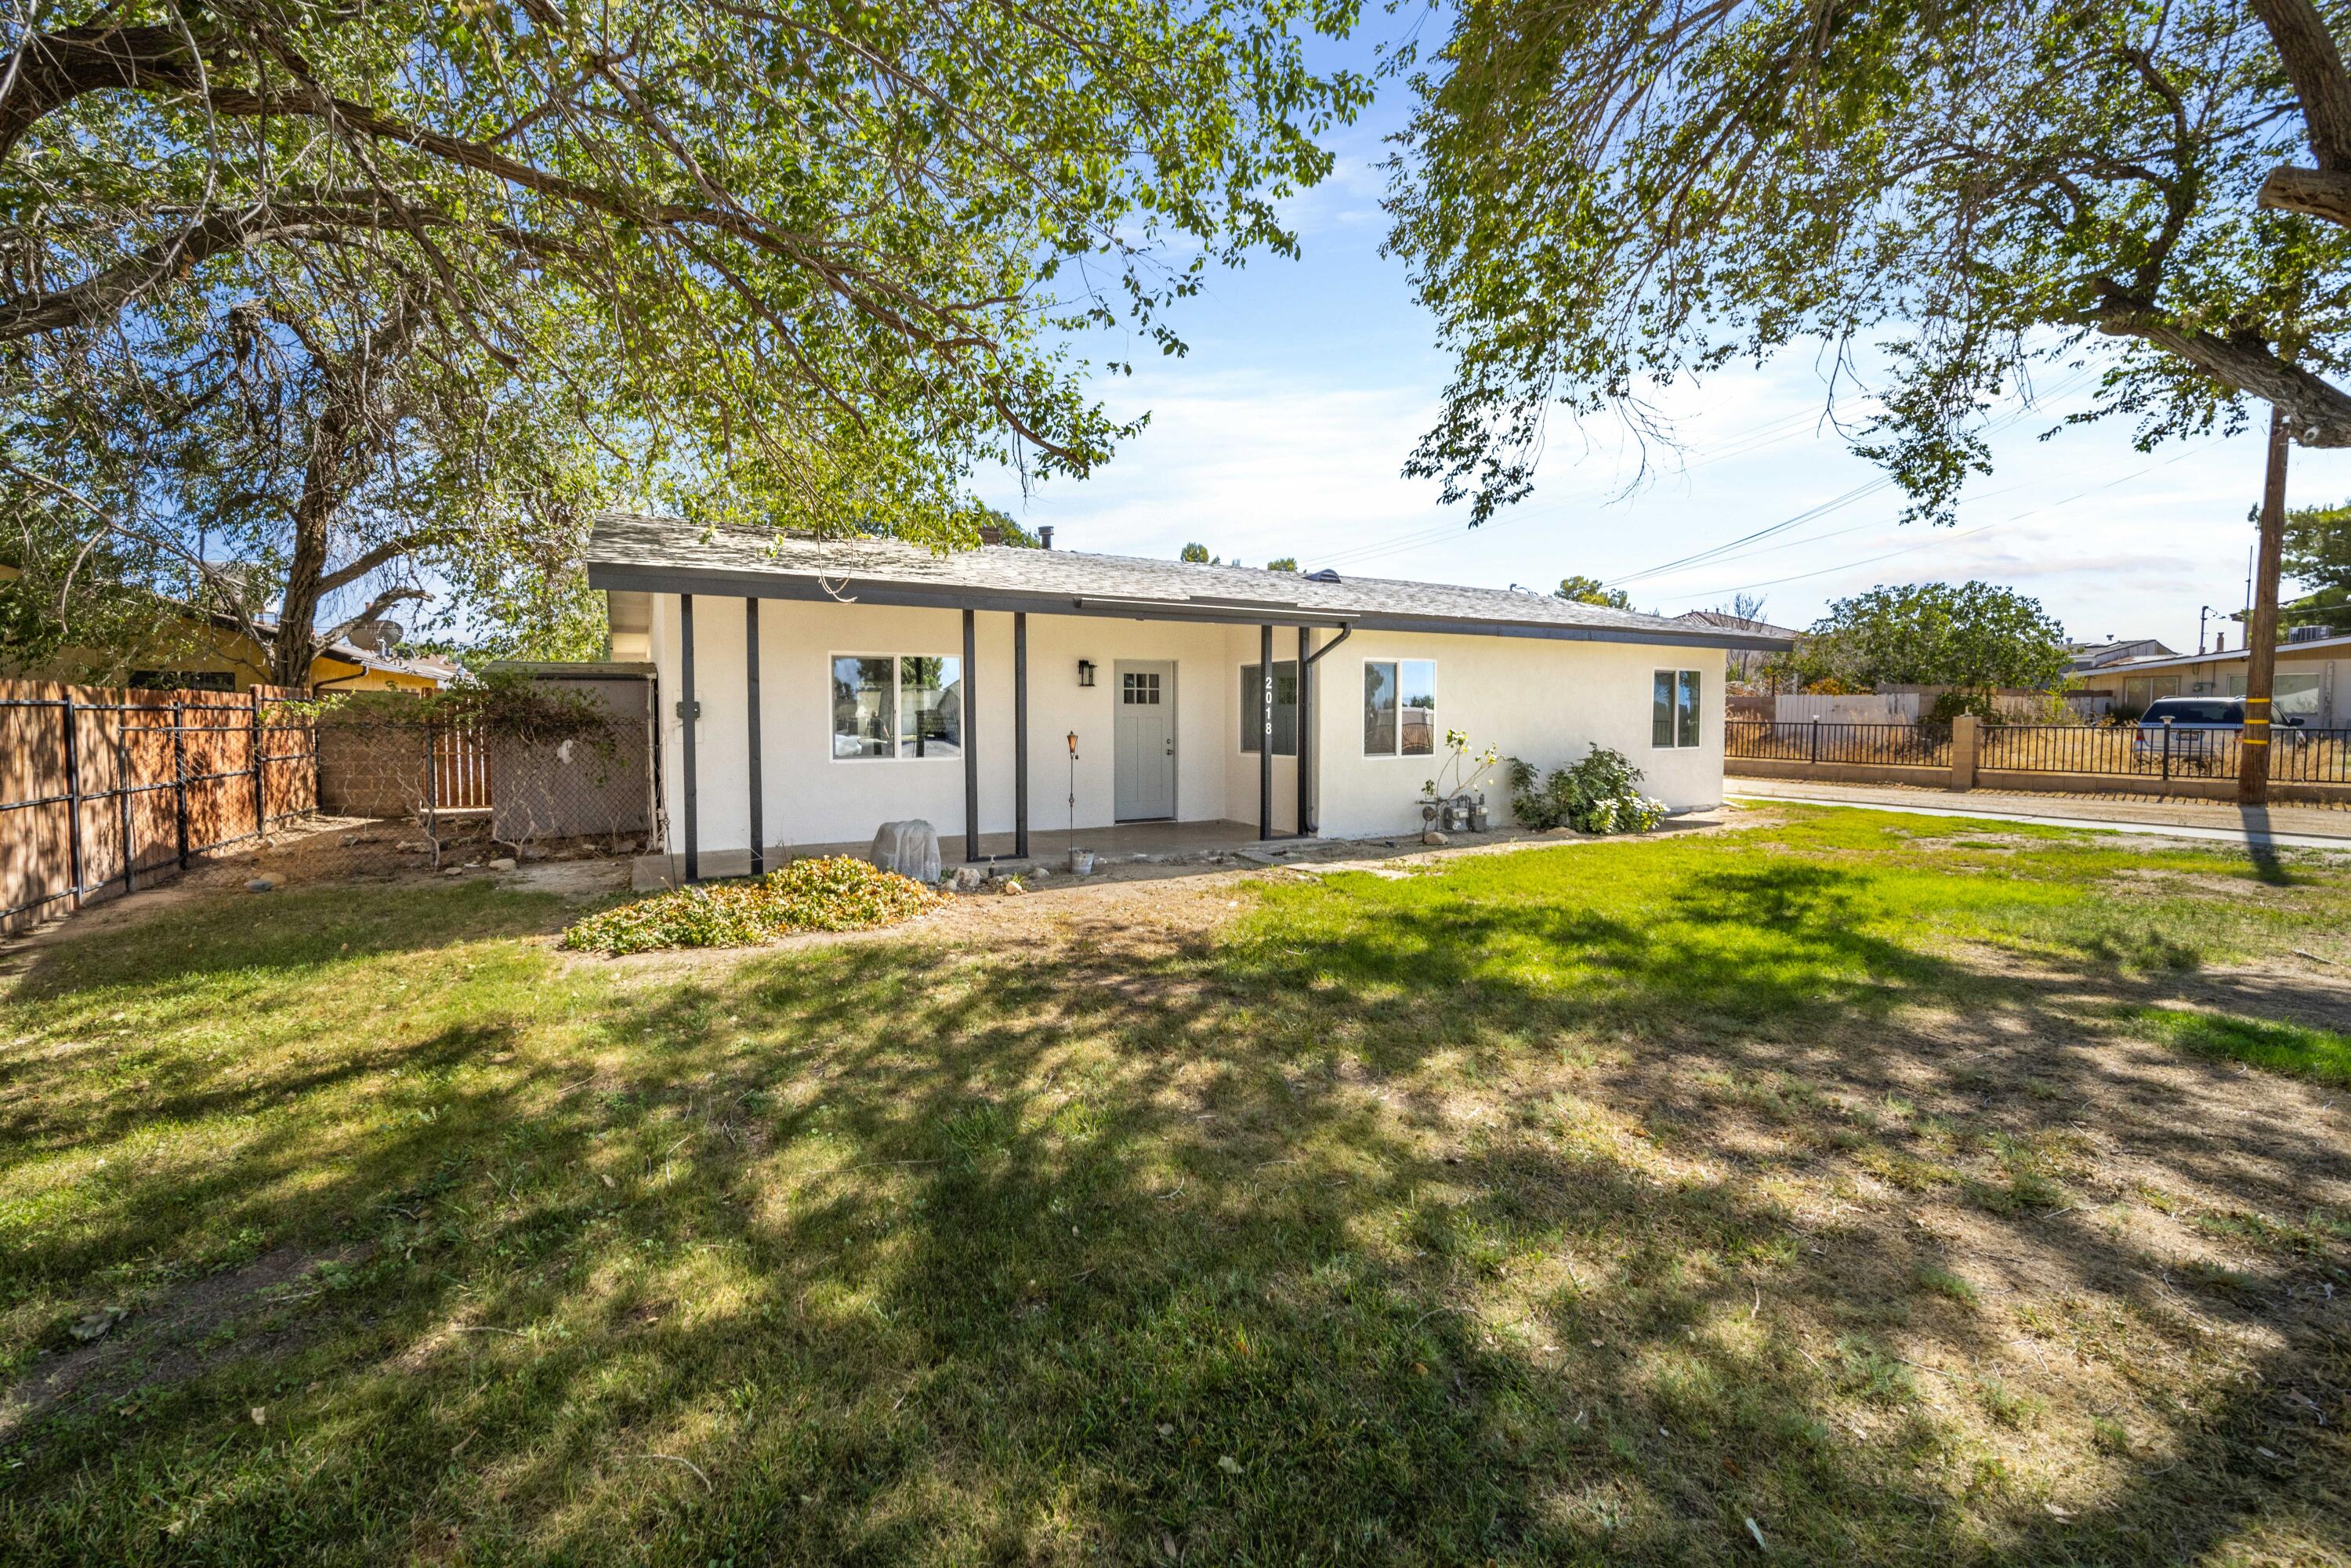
left=1241, top=661, right=1299, bottom=755
left=1364, top=660, right=1436, bottom=755
left=1652, top=669, right=1702, bottom=748
left=832, top=654, right=962, bottom=759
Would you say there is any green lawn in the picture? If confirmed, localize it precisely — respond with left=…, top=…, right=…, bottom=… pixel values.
left=3, top=808, right=2348, bottom=1564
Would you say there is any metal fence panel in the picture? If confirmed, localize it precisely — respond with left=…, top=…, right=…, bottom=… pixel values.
left=1724, top=719, right=1952, bottom=768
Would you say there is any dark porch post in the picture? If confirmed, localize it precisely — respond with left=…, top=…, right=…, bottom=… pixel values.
left=1014, top=612, right=1030, bottom=858
left=679, top=593, right=699, bottom=882
left=744, top=598, right=763, bottom=875
left=1296, top=626, right=1312, bottom=836
left=963, top=608, right=979, bottom=864
left=1259, top=623, right=1274, bottom=840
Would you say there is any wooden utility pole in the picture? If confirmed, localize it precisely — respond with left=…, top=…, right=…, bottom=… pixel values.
left=2240, top=407, right=2290, bottom=805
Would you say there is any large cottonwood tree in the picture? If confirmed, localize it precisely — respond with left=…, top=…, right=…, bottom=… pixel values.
left=1385, top=0, right=2351, bottom=796
left=2, top=0, right=1364, bottom=684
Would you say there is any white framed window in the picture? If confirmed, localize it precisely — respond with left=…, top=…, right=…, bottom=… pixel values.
left=1240, top=661, right=1299, bottom=755
left=1652, top=669, right=1702, bottom=748
left=1364, top=659, right=1436, bottom=755
left=831, top=654, right=962, bottom=759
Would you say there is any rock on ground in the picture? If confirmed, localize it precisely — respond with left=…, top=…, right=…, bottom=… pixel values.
left=868, top=820, right=942, bottom=884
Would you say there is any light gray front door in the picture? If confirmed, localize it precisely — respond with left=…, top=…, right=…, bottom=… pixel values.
left=1114, top=661, right=1176, bottom=820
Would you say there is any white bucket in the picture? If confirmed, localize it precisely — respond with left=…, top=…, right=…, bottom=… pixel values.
left=1068, top=849, right=1096, bottom=876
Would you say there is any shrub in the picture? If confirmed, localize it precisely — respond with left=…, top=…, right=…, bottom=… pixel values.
left=563, top=855, right=942, bottom=954
left=1505, top=744, right=1668, bottom=835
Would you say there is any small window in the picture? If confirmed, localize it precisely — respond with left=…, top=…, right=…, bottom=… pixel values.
left=1653, top=669, right=1702, bottom=748
left=1123, top=670, right=1161, bottom=705
left=1364, top=660, right=1435, bottom=755
left=833, top=654, right=960, bottom=759
left=1240, top=661, right=1299, bottom=755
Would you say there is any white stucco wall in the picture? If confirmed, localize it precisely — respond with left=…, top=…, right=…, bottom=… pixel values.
left=645, top=592, right=1730, bottom=855
left=1305, top=628, right=1729, bottom=840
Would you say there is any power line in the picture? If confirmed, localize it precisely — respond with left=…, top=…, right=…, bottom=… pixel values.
left=1602, top=368, right=2100, bottom=590
left=1654, top=439, right=2220, bottom=603
left=1307, top=390, right=1886, bottom=572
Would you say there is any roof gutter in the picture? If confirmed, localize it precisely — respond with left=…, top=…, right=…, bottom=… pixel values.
left=585, top=563, right=1791, bottom=650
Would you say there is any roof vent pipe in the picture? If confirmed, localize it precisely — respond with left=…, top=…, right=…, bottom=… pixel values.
left=1040, top=526, right=1054, bottom=549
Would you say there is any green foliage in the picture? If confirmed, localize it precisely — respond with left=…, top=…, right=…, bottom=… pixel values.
left=1180, top=542, right=1213, bottom=563
left=422, top=671, right=618, bottom=752
left=1267, top=556, right=1299, bottom=572
left=2284, top=500, right=2351, bottom=626
left=563, top=856, right=942, bottom=954
left=2, top=0, right=1367, bottom=664
left=1385, top=0, right=2351, bottom=525
left=1779, top=582, right=2070, bottom=696
left=1505, top=745, right=1666, bottom=833
left=0, top=537, right=226, bottom=683
left=1556, top=574, right=1630, bottom=609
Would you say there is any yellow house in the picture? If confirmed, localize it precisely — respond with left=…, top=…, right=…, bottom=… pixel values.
left=2070, top=629, right=2350, bottom=726
left=0, top=564, right=455, bottom=692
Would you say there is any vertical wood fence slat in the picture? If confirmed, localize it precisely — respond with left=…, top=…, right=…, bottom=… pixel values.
left=1, top=679, right=321, bottom=932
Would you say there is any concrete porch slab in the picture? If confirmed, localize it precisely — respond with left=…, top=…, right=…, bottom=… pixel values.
left=631, top=818, right=1315, bottom=890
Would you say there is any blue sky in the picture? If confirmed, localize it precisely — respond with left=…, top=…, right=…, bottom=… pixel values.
left=974, top=25, right=2351, bottom=654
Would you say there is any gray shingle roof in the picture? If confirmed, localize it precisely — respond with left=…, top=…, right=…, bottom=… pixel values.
left=585, top=512, right=1792, bottom=650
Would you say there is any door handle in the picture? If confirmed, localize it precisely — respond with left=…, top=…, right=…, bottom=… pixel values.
left=1164, top=741, right=1173, bottom=755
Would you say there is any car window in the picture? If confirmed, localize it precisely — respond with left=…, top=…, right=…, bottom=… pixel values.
left=2143, top=700, right=2237, bottom=724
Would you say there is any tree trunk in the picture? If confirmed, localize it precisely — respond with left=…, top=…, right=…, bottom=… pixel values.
left=264, top=294, right=425, bottom=690
left=2248, top=0, right=2351, bottom=170
left=2238, top=409, right=2290, bottom=806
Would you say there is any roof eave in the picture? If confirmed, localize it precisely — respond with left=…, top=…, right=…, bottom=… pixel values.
left=587, top=561, right=1788, bottom=650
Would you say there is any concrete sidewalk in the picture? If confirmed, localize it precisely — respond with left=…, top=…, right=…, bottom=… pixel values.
left=1726, top=776, right=2351, bottom=851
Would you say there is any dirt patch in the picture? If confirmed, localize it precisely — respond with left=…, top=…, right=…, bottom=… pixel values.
left=0, top=1244, right=369, bottom=1441
left=570, top=809, right=1762, bottom=979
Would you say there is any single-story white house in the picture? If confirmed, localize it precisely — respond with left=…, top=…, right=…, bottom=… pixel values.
left=583, top=515, right=1791, bottom=879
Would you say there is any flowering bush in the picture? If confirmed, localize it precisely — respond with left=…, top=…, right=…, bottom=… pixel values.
left=1418, top=728, right=1501, bottom=804
left=1505, top=745, right=1669, bottom=835
left=562, top=855, right=942, bottom=954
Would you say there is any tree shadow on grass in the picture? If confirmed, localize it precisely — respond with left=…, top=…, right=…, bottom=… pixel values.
left=0, top=849, right=2345, bottom=1563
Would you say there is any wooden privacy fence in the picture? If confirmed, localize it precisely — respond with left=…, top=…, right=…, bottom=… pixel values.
left=1, top=679, right=317, bottom=933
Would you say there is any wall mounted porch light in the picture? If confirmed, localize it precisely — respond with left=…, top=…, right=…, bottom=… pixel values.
left=1077, top=659, right=1096, bottom=687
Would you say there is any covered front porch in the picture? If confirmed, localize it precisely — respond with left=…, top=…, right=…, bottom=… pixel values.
left=610, top=581, right=1353, bottom=885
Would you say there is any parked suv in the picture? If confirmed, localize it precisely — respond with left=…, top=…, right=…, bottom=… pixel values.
left=2132, top=697, right=2304, bottom=773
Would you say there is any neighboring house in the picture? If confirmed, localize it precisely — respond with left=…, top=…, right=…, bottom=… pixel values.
left=0, top=563, right=452, bottom=692
left=2069, top=629, right=2350, bottom=725
left=2066, top=637, right=2181, bottom=676
left=585, top=516, right=1791, bottom=876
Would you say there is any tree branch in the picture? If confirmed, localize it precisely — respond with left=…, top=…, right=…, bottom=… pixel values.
left=0, top=24, right=212, bottom=161
left=2097, top=292, right=2351, bottom=445
left=315, top=533, right=437, bottom=596
left=315, top=586, right=431, bottom=653
left=2248, top=0, right=2351, bottom=170
left=2257, top=163, right=2351, bottom=225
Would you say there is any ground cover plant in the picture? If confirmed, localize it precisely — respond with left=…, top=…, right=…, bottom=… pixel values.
left=2, top=807, right=2347, bottom=1563
left=561, top=856, right=941, bottom=955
